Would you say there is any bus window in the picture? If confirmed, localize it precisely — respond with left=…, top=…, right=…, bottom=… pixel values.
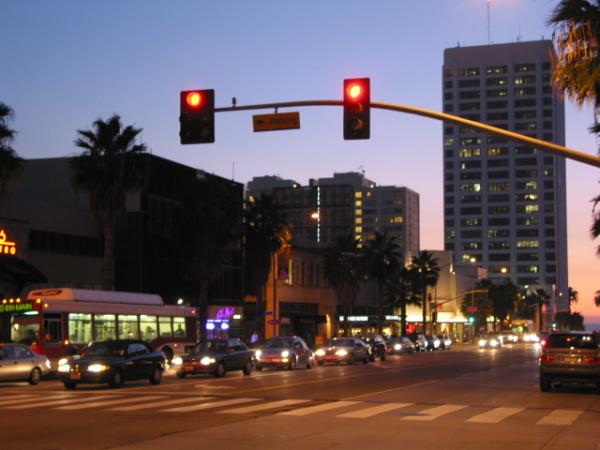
left=118, top=315, right=139, bottom=339
left=158, top=317, right=172, bottom=337
left=11, top=317, right=38, bottom=345
left=69, top=313, right=92, bottom=344
left=173, top=317, right=186, bottom=337
left=43, top=313, right=62, bottom=342
left=140, top=315, right=157, bottom=340
left=94, top=314, right=116, bottom=341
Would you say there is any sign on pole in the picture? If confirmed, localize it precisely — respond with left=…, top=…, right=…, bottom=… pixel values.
left=253, top=112, right=300, bottom=132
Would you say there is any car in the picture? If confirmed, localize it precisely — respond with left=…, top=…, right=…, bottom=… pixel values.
left=478, top=335, right=503, bottom=349
left=254, top=336, right=313, bottom=370
left=0, top=343, right=52, bottom=385
left=521, top=333, right=540, bottom=343
left=408, top=333, right=428, bottom=352
left=360, top=334, right=387, bottom=361
left=314, top=338, right=370, bottom=365
left=539, top=331, right=600, bottom=393
left=173, top=339, right=254, bottom=378
left=437, top=333, right=452, bottom=350
left=425, top=334, right=442, bottom=351
left=498, top=330, right=519, bottom=344
left=386, top=337, right=415, bottom=355
left=57, top=339, right=165, bottom=389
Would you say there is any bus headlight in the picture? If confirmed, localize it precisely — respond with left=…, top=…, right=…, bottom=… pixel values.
left=87, top=364, right=109, bottom=373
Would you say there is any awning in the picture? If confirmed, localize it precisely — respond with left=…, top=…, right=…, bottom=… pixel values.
left=0, top=254, right=47, bottom=285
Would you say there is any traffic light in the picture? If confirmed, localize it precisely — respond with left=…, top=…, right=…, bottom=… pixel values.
left=343, top=78, right=370, bottom=140
left=468, top=315, right=475, bottom=324
left=179, top=89, right=215, bottom=144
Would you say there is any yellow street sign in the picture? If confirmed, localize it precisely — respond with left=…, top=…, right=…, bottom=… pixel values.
left=253, top=112, right=300, bottom=132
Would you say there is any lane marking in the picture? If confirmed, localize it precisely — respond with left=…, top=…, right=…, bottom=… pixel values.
left=5, top=395, right=113, bottom=410
left=402, top=404, right=467, bottom=421
left=344, top=379, right=440, bottom=400
left=337, top=402, right=413, bottom=418
left=537, top=409, right=583, bottom=426
left=194, top=385, right=235, bottom=390
left=55, top=395, right=163, bottom=410
left=466, top=407, right=525, bottom=424
left=162, top=397, right=258, bottom=413
left=219, top=399, right=310, bottom=414
left=0, top=395, right=38, bottom=406
left=111, top=396, right=214, bottom=412
left=279, top=401, right=359, bottom=416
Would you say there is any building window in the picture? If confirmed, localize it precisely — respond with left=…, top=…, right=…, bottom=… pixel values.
left=487, top=147, right=508, bottom=157
left=514, top=63, right=536, bottom=72
left=486, top=65, right=507, bottom=74
left=516, top=240, right=539, bottom=248
left=460, top=67, right=480, bottom=76
left=459, top=148, right=481, bottom=158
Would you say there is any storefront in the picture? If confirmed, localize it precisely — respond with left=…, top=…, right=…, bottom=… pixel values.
left=205, top=305, right=244, bottom=340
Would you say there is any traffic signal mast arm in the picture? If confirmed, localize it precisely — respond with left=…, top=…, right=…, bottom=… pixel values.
left=215, top=100, right=600, bottom=169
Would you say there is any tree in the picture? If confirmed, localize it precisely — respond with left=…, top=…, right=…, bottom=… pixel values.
left=323, top=234, right=363, bottom=337
left=244, top=194, right=288, bottom=341
left=385, top=265, right=419, bottom=336
left=178, top=178, right=242, bottom=340
left=460, top=281, right=493, bottom=335
left=554, top=311, right=585, bottom=331
left=364, top=232, right=402, bottom=333
left=568, top=286, right=579, bottom=312
left=488, top=279, right=519, bottom=331
left=548, top=1, right=600, bottom=253
left=0, top=102, right=24, bottom=202
left=71, top=114, right=148, bottom=290
left=410, top=250, right=440, bottom=334
left=525, top=288, right=551, bottom=333
left=594, top=290, right=600, bottom=306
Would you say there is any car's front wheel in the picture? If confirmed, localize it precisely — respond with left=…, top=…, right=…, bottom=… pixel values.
left=149, top=367, right=162, bottom=385
left=348, top=354, right=355, bottom=365
left=539, top=376, right=552, bottom=392
left=108, top=370, right=123, bottom=388
left=242, top=360, right=253, bottom=376
left=215, top=362, right=226, bottom=378
left=28, top=367, right=42, bottom=385
left=306, top=358, right=313, bottom=369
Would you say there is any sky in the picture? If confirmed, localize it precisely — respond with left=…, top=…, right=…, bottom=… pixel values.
left=1, top=0, right=599, bottom=327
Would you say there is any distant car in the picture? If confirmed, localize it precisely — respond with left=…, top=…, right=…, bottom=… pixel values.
left=408, top=333, right=428, bottom=352
left=0, top=343, right=51, bottom=385
left=437, top=333, right=452, bottom=350
left=521, top=333, right=540, bottom=343
left=57, top=340, right=165, bottom=389
left=386, top=337, right=415, bottom=355
left=425, top=334, right=442, bottom=351
left=314, top=338, right=370, bottom=365
left=498, top=331, right=519, bottom=344
left=478, top=335, right=503, bottom=349
left=173, top=339, right=254, bottom=378
left=360, top=334, right=387, bottom=361
left=254, top=336, right=313, bottom=371
left=539, top=332, right=600, bottom=393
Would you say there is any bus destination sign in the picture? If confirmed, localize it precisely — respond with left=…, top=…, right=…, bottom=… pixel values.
left=0, top=301, right=33, bottom=314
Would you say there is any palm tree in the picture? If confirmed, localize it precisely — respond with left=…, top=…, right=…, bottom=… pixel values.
left=568, top=286, right=579, bottom=312
left=489, top=279, right=519, bottom=331
left=525, top=288, right=551, bottom=333
left=0, top=102, right=24, bottom=202
left=385, top=265, right=419, bottom=336
left=364, top=232, right=402, bottom=333
left=71, top=114, right=148, bottom=290
left=323, top=234, right=363, bottom=337
left=410, top=250, right=440, bottom=334
left=244, top=194, right=288, bottom=341
left=594, top=290, right=600, bottom=307
left=548, top=1, right=600, bottom=252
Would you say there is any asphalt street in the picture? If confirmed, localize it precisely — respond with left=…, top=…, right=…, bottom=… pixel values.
left=1, top=344, right=599, bottom=450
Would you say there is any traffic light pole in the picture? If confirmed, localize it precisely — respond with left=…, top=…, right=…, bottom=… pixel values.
left=215, top=100, right=600, bottom=169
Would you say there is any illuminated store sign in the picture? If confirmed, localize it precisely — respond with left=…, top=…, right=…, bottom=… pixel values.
left=0, top=229, right=17, bottom=255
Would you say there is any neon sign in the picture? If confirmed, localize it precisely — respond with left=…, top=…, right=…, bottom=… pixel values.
left=215, top=306, right=235, bottom=320
left=0, top=229, right=17, bottom=256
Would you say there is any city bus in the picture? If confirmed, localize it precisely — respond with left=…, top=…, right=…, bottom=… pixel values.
left=4, top=288, right=197, bottom=364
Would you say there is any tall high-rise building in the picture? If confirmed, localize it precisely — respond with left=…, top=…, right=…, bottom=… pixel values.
left=442, top=40, right=568, bottom=311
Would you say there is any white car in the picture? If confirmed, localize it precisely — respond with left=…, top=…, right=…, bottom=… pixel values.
left=478, top=335, right=503, bottom=349
left=0, top=343, right=51, bottom=384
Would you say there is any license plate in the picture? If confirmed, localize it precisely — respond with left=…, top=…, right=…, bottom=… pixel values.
left=70, top=372, right=81, bottom=380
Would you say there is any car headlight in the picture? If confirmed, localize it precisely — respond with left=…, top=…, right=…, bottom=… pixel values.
left=490, top=339, right=498, bottom=347
left=315, top=349, right=325, bottom=357
left=87, top=363, right=109, bottom=373
left=478, top=339, right=487, bottom=347
left=281, top=350, right=290, bottom=358
left=394, top=344, right=402, bottom=351
left=172, top=356, right=183, bottom=366
left=335, top=349, right=348, bottom=357
left=255, top=349, right=262, bottom=359
left=200, top=356, right=216, bottom=366
left=58, top=364, right=70, bottom=373
left=58, top=357, right=68, bottom=366
left=45, top=359, right=52, bottom=370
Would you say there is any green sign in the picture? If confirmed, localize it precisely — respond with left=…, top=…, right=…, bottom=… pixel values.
left=0, top=302, right=34, bottom=314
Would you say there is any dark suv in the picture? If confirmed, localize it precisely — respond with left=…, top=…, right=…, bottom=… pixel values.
left=539, top=332, right=600, bottom=392
left=360, top=334, right=387, bottom=361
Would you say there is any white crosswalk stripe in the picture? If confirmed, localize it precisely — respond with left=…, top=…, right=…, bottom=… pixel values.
left=337, top=402, right=413, bottom=418
left=162, top=397, right=258, bottom=413
left=111, top=396, right=213, bottom=412
left=536, top=409, right=583, bottom=426
left=0, top=395, right=39, bottom=406
left=279, top=401, right=359, bottom=416
left=219, top=399, right=310, bottom=414
left=5, top=395, right=114, bottom=410
left=54, top=395, right=163, bottom=410
left=402, top=404, right=467, bottom=421
left=466, top=407, right=525, bottom=424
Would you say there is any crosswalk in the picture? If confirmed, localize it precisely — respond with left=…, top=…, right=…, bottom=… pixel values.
left=0, top=393, right=590, bottom=426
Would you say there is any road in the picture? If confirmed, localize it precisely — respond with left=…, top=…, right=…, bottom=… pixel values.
left=2, top=344, right=599, bottom=450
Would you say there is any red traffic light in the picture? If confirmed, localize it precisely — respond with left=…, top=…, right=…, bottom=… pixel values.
left=343, top=78, right=370, bottom=140
left=185, top=91, right=203, bottom=108
left=346, top=83, right=363, bottom=101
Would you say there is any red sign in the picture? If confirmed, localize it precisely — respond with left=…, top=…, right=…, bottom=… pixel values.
left=0, top=229, right=17, bottom=256
left=267, top=319, right=280, bottom=325
left=467, top=306, right=478, bottom=313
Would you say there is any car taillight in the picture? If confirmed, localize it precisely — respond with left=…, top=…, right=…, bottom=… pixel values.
left=540, top=353, right=554, bottom=364
left=540, top=339, right=546, bottom=347
left=584, top=354, right=600, bottom=364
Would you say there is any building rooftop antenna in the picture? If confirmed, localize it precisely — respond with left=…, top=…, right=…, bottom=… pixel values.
left=487, top=0, right=492, bottom=44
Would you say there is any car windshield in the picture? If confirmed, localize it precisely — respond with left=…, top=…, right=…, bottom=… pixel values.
left=328, top=339, right=354, bottom=347
left=263, top=339, right=292, bottom=349
left=81, top=342, right=125, bottom=357
left=194, top=341, right=227, bottom=354
left=547, top=334, right=597, bottom=349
